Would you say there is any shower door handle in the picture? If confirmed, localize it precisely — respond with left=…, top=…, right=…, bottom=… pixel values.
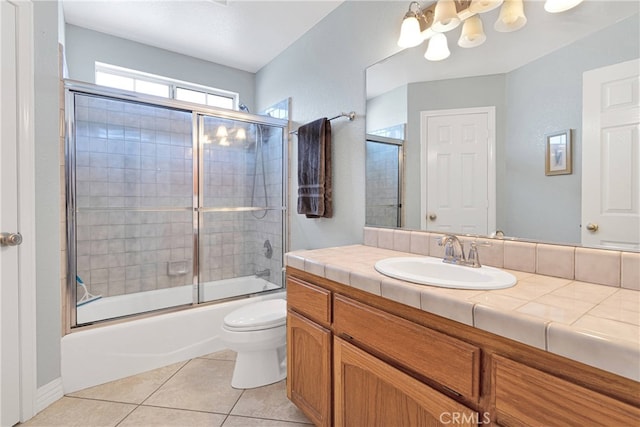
left=0, top=232, right=22, bottom=247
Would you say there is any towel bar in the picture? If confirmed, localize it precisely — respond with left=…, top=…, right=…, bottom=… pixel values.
left=290, top=111, right=356, bottom=135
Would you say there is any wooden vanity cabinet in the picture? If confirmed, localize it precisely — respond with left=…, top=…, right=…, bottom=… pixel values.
left=286, top=277, right=332, bottom=427
left=285, top=268, right=640, bottom=427
left=491, top=355, right=640, bottom=426
left=334, top=336, right=477, bottom=427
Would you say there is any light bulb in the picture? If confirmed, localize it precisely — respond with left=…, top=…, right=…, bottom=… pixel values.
left=469, top=0, right=503, bottom=14
left=216, top=125, right=228, bottom=138
left=494, top=0, right=527, bottom=32
left=544, top=0, right=583, bottom=13
left=235, top=128, right=247, bottom=140
left=432, top=0, right=461, bottom=32
left=424, top=33, right=450, bottom=61
left=458, top=15, right=486, bottom=48
left=219, top=137, right=229, bottom=146
left=398, top=13, right=423, bottom=48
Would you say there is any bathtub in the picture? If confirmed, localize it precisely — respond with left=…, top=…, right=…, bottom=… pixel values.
left=62, top=276, right=285, bottom=393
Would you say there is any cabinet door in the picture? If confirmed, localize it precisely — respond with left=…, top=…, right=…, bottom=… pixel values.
left=287, top=310, right=332, bottom=427
left=334, top=337, right=478, bottom=427
left=492, top=355, right=640, bottom=426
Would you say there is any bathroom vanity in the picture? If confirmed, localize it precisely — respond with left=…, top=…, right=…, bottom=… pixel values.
left=285, top=242, right=640, bottom=426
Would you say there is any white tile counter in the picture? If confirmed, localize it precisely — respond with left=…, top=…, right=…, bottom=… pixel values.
left=285, top=244, right=640, bottom=382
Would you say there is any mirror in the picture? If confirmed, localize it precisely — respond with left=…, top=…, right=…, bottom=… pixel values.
left=366, top=1, right=639, bottom=249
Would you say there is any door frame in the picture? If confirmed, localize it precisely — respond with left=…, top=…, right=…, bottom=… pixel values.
left=419, top=107, right=496, bottom=233
left=1, top=0, right=37, bottom=422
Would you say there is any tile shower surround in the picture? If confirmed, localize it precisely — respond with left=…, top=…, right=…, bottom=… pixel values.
left=365, top=141, right=400, bottom=227
left=73, top=95, right=283, bottom=301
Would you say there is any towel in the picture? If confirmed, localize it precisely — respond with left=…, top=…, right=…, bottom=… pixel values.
left=297, top=118, right=332, bottom=218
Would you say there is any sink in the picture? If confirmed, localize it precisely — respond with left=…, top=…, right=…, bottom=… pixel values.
left=374, top=257, right=517, bottom=290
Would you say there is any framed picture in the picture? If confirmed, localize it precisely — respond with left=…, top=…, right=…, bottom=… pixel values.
left=545, top=129, right=572, bottom=176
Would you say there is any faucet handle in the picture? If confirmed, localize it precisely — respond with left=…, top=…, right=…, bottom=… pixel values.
left=467, top=242, right=481, bottom=268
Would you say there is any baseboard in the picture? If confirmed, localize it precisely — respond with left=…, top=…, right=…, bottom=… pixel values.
left=36, top=377, right=64, bottom=413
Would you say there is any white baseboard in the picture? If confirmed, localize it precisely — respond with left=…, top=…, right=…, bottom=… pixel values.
left=36, top=377, right=64, bottom=413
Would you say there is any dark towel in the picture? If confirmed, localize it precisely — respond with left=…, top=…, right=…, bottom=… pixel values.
left=297, top=118, right=332, bottom=218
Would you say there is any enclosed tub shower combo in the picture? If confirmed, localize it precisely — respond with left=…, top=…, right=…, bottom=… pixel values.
left=62, top=82, right=288, bottom=391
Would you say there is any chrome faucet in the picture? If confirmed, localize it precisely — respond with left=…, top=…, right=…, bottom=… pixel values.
left=438, top=235, right=466, bottom=265
left=438, top=235, right=488, bottom=268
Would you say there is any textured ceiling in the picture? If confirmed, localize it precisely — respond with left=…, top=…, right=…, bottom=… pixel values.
left=62, top=0, right=344, bottom=73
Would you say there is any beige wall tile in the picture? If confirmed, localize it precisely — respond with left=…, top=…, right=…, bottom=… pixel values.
left=363, top=227, right=378, bottom=247
left=377, top=228, right=394, bottom=250
left=575, top=248, right=621, bottom=287
left=503, top=241, right=536, bottom=273
left=429, top=233, right=446, bottom=258
left=409, top=231, right=430, bottom=256
left=459, top=236, right=504, bottom=268
left=536, top=244, right=575, bottom=279
left=393, top=230, right=412, bottom=252
left=621, top=252, right=640, bottom=290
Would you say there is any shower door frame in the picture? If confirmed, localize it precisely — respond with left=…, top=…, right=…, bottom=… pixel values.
left=64, top=80, right=289, bottom=330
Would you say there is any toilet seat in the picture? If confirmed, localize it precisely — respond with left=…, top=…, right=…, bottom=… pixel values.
left=223, top=299, right=286, bottom=332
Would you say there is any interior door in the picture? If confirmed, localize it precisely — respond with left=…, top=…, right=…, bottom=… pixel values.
left=1, top=0, right=23, bottom=424
left=421, top=108, right=495, bottom=234
left=582, top=59, right=640, bottom=250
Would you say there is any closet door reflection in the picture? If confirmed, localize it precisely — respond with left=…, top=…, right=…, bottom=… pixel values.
left=365, top=136, right=404, bottom=228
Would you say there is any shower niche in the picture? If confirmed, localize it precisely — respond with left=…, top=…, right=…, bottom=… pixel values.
left=65, top=82, right=288, bottom=326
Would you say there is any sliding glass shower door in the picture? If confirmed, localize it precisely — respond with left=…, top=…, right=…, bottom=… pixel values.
left=66, top=83, right=287, bottom=327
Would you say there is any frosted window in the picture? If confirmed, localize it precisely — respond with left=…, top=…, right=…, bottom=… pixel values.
left=176, top=87, right=207, bottom=104
left=96, top=71, right=134, bottom=91
left=135, top=79, right=170, bottom=98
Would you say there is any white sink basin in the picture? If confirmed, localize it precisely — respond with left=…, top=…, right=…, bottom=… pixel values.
left=374, top=257, right=517, bottom=290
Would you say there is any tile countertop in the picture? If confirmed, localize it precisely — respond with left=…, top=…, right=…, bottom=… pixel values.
left=285, top=245, right=640, bottom=382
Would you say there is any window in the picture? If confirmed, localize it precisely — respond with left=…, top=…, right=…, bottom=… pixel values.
left=95, top=62, right=239, bottom=110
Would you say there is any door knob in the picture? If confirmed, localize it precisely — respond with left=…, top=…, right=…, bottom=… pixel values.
left=428, top=213, right=437, bottom=221
left=586, top=223, right=599, bottom=232
left=0, top=232, right=22, bottom=247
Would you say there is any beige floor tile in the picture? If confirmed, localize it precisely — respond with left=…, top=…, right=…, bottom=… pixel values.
left=223, top=415, right=312, bottom=426
left=22, top=397, right=135, bottom=427
left=200, top=349, right=237, bottom=361
left=230, top=381, right=310, bottom=424
left=119, top=405, right=226, bottom=427
left=144, top=358, right=242, bottom=413
left=69, top=361, right=187, bottom=404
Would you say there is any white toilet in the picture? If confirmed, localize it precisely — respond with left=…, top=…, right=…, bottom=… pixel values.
left=220, top=298, right=287, bottom=389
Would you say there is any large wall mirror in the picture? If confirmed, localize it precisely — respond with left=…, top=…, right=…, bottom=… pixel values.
left=366, top=1, right=639, bottom=251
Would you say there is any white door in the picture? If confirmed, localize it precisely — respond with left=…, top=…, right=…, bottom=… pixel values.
left=421, top=108, right=496, bottom=235
left=1, top=0, right=23, bottom=424
left=582, top=59, right=640, bottom=250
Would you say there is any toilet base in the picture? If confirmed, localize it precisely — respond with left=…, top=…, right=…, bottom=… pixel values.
left=231, top=345, right=287, bottom=389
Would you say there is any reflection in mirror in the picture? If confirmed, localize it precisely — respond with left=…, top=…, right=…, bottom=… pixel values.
left=366, top=133, right=404, bottom=228
left=365, top=1, right=639, bottom=250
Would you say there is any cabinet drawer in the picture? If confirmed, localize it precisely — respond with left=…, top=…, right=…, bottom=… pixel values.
left=333, top=295, right=480, bottom=400
left=287, top=276, right=331, bottom=327
left=492, top=355, right=640, bottom=426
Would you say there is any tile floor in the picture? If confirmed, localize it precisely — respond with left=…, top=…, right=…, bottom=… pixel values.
left=22, top=350, right=311, bottom=427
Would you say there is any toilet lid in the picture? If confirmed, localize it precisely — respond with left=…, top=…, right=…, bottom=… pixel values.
left=223, top=299, right=287, bottom=332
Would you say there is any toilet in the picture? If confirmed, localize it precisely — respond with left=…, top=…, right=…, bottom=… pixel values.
left=220, top=298, right=287, bottom=389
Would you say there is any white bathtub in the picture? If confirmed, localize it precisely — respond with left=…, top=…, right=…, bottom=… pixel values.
left=77, top=276, right=279, bottom=324
left=62, top=276, right=284, bottom=393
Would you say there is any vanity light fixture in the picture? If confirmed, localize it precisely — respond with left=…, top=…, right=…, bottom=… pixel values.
left=544, top=0, right=584, bottom=13
left=494, top=0, right=527, bottom=32
left=425, top=32, right=451, bottom=60
left=398, top=0, right=583, bottom=61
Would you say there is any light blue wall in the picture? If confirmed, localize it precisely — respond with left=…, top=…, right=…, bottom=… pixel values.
left=256, top=1, right=407, bottom=250
left=504, top=13, right=639, bottom=243
left=35, top=0, right=61, bottom=388
left=405, top=74, right=507, bottom=230
left=366, top=85, right=407, bottom=134
left=64, top=24, right=256, bottom=111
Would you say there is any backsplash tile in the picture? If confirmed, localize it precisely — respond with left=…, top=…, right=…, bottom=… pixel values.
left=409, top=231, right=430, bottom=256
left=503, top=241, right=536, bottom=273
left=363, top=227, right=378, bottom=247
left=575, top=248, right=621, bottom=287
left=621, top=252, right=640, bottom=290
left=536, top=244, right=574, bottom=280
left=392, top=230, right=411, bottom=253
left=377, top=228, right=394, bottom=250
